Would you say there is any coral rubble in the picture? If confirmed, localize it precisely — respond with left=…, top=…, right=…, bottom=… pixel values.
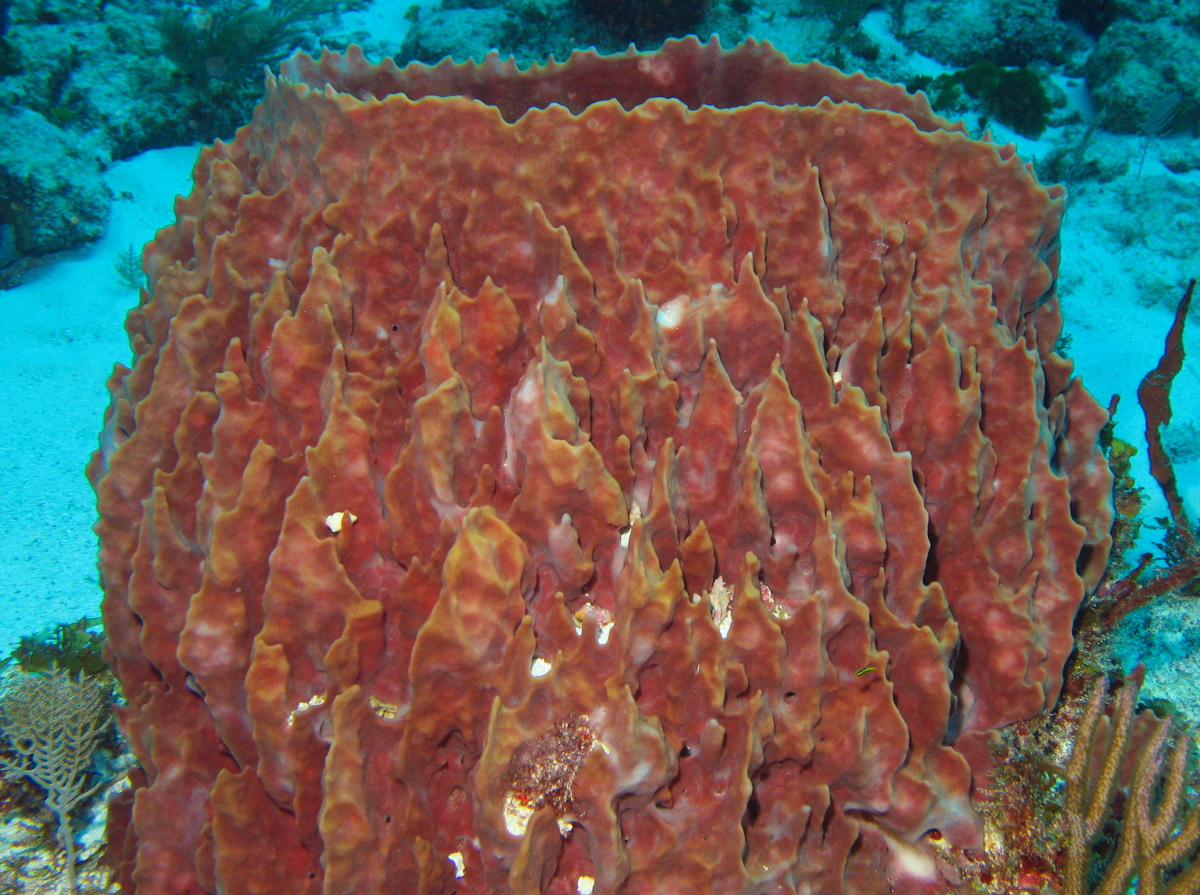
left=89, top=37, right=1112, bottom=894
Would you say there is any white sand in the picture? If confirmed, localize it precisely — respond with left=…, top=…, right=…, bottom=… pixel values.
left=0, top=146, right=197, bottom=654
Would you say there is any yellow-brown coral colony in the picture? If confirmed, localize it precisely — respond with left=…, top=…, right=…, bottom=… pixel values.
left=90, top=37, right=1112, bottom=894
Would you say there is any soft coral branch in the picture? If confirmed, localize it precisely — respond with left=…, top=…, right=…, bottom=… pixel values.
left=1136, top=278, right=1196, bottom=556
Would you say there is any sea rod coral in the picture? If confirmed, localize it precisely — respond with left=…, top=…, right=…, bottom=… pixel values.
left=88, top=37, right=1113, bottom=894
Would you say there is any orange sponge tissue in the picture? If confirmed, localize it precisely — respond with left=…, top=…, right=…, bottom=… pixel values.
left=90, top=37, right=1112, bottom=895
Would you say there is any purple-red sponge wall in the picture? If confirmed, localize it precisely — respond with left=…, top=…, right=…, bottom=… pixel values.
left=90, top=37, right=1113, bottom=895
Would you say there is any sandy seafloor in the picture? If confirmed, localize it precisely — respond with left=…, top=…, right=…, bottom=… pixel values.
left=0, top=1, right=1198, bottom=723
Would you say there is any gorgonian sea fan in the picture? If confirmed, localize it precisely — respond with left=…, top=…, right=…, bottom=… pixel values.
left=90, top=36, right=1112, bottom=895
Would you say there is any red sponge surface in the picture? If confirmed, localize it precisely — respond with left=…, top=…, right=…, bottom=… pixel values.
left=90, top=37, right=1112, bottom=895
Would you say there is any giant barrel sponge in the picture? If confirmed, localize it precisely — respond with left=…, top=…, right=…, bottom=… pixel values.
left=90, top=37, right=1113, bottom=895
